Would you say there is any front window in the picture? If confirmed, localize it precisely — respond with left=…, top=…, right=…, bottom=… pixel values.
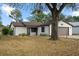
left=41, top=27, right=45, bottom=32
left=31, top=28, right=37, bottom=32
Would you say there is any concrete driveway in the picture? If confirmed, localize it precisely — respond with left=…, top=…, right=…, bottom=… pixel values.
left=59, top=35, right=79, bottom=39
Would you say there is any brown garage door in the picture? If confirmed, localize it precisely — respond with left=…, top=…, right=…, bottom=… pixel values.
left=58, top=27, right=69, bottom=36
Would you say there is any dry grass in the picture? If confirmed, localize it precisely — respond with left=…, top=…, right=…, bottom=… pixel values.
left=0, top=36, right=79, bottom=56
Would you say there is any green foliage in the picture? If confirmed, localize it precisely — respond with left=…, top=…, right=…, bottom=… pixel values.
left=2, top=27, right=13, bottom=35
left=2, top=27, right=9, bottom=35
left=0, top=19, right=3, bottom=26
left=64, top=16, right=73, bottom=22
left=64, top=16, right=79, bottom=22
left=9, top=9, right=22, bottom=21
left=28, top=9, right=48, bottom=23
left=0, top=22, right=2, bottom=26
left=9, top=29, right=13, bottom=35
left=73, top=16, right=79, bottom=22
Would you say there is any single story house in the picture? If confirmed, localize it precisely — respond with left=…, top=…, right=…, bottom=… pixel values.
left=69, top=22, right=79, bottom=35
left=10, top=20, right=72, bottom=36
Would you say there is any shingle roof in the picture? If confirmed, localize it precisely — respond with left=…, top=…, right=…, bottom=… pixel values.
left=11, top=21, right=73, bottom=28
left=11, top=21, right=49, bottom=28
left=69, top=22, right=79, bottom=27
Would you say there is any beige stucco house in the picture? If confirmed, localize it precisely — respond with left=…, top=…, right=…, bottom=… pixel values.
left=10, top=20, right=72, bottom=36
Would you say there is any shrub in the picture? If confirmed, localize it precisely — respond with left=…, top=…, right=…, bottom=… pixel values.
left=9, top=29, right=13, bottom=35
left=2, top=27, right=9, bottom=35
left=2, top=27, right=13, bottom=35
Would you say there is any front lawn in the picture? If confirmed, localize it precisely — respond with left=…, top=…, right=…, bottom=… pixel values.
left=0, top=36, right=79, bottom=56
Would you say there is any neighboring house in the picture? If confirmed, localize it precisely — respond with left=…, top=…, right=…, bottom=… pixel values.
left=10, top=20, right=72, bottom=36
left=69, top=22, right=79, bottom=35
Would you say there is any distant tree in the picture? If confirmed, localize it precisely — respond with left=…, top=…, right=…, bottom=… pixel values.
left=62, top=16, right=79, bottom=22
left=9, top=9, right=22, bottom=22
left=64, top=16, right=73, bottom=22
left=73, top=16, right=79, bottom=22
left=0, top=15, right=2, bottom=26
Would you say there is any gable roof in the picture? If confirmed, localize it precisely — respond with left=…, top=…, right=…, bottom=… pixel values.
left=11, top=21, right=46, bottom=28
left=61, top=21, right=73, bottom=26
left=10, top=20, right=73, bottom=28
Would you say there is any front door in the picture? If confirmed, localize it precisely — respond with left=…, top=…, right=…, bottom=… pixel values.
left=30, top=28, right=37, bottom=36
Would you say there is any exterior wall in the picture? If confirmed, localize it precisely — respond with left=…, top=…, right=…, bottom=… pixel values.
left=58, top=21, right=72, bottom=35
left=14, top=27, right=27, bottom=35
left=49, top=21, right=72, bottom=36
left=37, top=27, right=41, bottom=35
left=10, top=24, right=15, bottom=30
left=38, top=26, right=50, bottom=35
left=10, top=24, right=15, bottom=35
left=58, top=21, right=71, bottom=27
left=72, top=27, right=79, bottom=35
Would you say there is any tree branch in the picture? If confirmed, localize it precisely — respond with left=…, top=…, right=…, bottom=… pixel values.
left=46, top=3, right=53, bottom=12
left=51, top=3, right=57, bottom=9
left=58, top=3, right=67, bottom=14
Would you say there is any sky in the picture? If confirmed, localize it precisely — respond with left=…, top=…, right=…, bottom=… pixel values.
left=0, top=3, right=79, bottom=26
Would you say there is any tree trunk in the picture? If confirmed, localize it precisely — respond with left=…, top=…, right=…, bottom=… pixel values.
left=50, top=9, right=59, bottom=40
